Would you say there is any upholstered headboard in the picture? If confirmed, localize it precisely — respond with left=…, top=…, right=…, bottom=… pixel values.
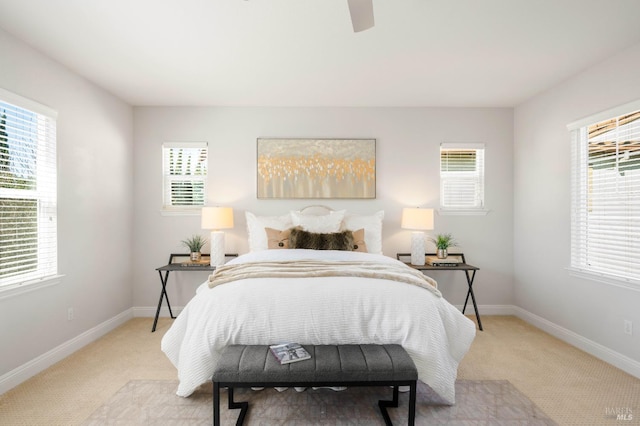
left=298, top=205, right=334, bottom=216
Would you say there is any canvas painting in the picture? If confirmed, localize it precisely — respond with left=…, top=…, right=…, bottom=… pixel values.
left=257, top=138, right=376, bottom=199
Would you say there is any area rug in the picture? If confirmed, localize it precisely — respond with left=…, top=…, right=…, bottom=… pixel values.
left=82, top=379, right=557, bottom=425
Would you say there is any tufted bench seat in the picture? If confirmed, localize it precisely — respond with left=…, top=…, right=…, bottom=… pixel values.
left=212, top=344, right=417, bottom=425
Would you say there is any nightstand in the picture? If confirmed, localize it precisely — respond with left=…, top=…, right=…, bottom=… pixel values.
left=397, top=253, right=482, bottom=331
left=152, top=253, right=238, bottom=332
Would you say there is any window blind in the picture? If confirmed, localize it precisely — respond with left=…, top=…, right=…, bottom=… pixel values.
left=440, top=143, right=485, bottom=209
left=162, top=142, right=208, bottom=209
left=570, top=109, right=640, bottom=283
left=0, top=93, right=57, bottom=287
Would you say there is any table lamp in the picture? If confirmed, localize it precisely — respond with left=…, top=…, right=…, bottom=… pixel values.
left=401, top=207, right=434, bottom=266
left=201, top=207, right=234, bottom=266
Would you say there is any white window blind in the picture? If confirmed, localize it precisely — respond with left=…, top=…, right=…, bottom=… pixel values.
left=570, top=108, right=640, bottom=284
left=0, top=90, right=57, bottom=287
left=440, top=143, right=485, bottom=210
left=162, top=142, right=208, bottom=210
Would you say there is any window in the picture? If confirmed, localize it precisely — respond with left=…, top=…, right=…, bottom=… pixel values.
left=439, top=143, right=485, bottom=213
left=0, top=89, right=57, bottom=288
left=162, top=142, right=208, bottom=211
left=570, top=103, right=640, bottom=285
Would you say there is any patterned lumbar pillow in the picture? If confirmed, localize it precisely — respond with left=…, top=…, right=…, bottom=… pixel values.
left=288, top=227, right=355, bottom=251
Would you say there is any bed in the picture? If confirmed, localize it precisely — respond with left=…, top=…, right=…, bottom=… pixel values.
left=161, top=207, right=476, bottom=404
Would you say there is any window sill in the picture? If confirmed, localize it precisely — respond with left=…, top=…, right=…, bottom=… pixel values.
left=567, top=267, right=640, bottom=293
left=160, top=209, right=202, bottom=217
left=437, top=208, right=490, bottom=216
left=0, top=274, right=65, bottom=301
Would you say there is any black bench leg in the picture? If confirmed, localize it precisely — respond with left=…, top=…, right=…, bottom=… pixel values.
left=378, top=383, right=416, bottom=426
left=213, top=381, right=220, bottom=426
left=408, top=382, right=416, bottom=426
left=378, top=385, right=399, bottom=426
left=228, top=387, right=249, bottom=426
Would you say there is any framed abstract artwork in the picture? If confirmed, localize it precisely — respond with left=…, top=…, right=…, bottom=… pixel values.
left=257, top=138, right=376, bottom=199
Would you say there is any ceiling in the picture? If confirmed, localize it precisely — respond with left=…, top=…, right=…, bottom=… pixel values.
left=1, top=0, right=640, bottom=108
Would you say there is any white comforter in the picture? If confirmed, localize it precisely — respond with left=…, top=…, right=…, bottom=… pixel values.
left=161, top=250, right=476, bottom=404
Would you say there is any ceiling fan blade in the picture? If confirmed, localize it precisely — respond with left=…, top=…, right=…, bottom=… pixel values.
left=347, top=0, right=374, bottom=32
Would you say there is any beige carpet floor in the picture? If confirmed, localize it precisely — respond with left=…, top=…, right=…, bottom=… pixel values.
left=0, top=316, right=638, bottom=425
left=87, top=378, right=560, bottom=425
left=82, top=379, right=555, bottom=425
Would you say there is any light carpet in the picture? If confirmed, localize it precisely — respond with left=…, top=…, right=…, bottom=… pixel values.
left=2, top=317, right=639, bottom=425
left=82, top=379, right=556, bottom=425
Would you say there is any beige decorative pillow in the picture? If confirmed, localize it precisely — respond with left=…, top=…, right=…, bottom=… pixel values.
left=245, top=211, right=293, bottom=251
left=265, top=227, right=292, bottom=249
left=288, top=227, right=354, bottom=251
left=351, top=228, right=368, bottom=253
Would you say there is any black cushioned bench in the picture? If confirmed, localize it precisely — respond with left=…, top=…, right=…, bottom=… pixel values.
left=212, top=344, right=417, bottom=426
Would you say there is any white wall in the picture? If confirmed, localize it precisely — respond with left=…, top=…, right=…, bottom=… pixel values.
left=0, top=29, right=134, bottom=377
left=2, top=13, right=638, bottom=394
left=133, top=107, right=514, bottom=312
left=513, top=42, right=640, bottom=364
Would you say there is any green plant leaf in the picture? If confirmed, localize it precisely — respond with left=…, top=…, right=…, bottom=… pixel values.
left=429, top=233, right=458, bottom=249
left=181, top=234, right=207, bottom=252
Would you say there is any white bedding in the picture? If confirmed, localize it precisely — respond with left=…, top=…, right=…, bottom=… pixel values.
left=161, top=249, right=476, bottom=404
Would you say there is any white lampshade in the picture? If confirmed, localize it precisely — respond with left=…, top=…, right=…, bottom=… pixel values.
left=201, top=207, right=234, bottom=267
left=201, top=207, right=234, bottom=230
left=401, top=208, right=434, bottom=266
left=401, top=208, right=434, bottom=231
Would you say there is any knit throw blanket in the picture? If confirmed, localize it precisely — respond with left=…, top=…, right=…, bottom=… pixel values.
left=208, top=260, right=441, bottom=297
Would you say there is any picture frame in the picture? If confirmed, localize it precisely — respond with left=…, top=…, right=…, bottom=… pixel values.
left=257, top=138, right=376, bottom=199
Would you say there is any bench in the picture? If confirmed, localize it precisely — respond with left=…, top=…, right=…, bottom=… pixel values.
left=212, top=344, right=417, bottom=425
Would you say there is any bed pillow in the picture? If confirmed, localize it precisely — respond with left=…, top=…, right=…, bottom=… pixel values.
left=246, top=211, right=293, bottom=251
left=351, top=228, right=368, bottom=253
left=290, top=209, right=346, bottom=233
left=289, top=227, right=354, bottom=251
left=341, top=210, right=384, bottom=254
left=265, top=227, right=292, bottom=249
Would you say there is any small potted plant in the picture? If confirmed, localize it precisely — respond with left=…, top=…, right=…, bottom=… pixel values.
left=430, top=233, right=458, bottom=259
left=181, top=234, right=207, bottom=261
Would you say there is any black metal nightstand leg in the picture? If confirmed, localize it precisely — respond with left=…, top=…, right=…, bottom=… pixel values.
left=152, top=270, right=174, bottom=332
left=461, top=270, right=482, bottom=331
left=164, top=275, right=175, bottom=319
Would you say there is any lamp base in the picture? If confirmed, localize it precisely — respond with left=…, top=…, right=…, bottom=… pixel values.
left=210, top=231, right=226, bottom=267
left=410, top=231, right=425, bottom=266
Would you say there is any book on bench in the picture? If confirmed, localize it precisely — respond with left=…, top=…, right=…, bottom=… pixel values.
left=269, top=343, right=311, bottom=364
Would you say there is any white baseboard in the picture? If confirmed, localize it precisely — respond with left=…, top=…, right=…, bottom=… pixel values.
left=453, top=304, right=515, bottom=316
left=455, top=303, right=640, bottom=379
left=0, top=308, right=133, bottom=395
left=132, top=306, right=184, bottom=318
left=512, top=306, right=640, bottom=379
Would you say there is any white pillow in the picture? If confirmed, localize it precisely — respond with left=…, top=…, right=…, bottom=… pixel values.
left=290, top=209, right=346, bottom=233
left=342, top=211, right=384, bottom=254
left=245, top=211, right=293, bottom=251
